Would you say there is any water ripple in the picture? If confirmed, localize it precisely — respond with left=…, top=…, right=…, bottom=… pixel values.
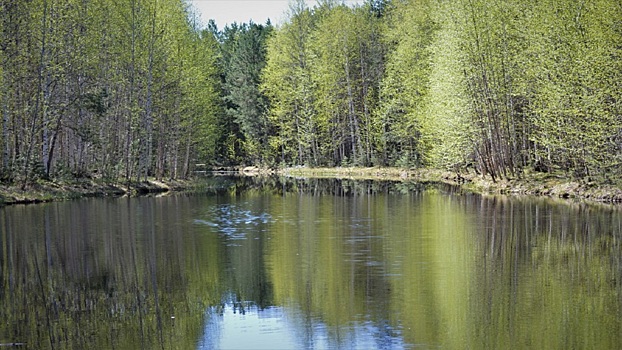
left=194, top=204, right=273, bottom=239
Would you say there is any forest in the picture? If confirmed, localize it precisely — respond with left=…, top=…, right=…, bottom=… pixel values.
left=1, top=0, right=621, bottom=186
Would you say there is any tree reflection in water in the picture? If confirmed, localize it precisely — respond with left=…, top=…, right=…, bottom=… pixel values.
left=1, top=177, right=622, bottom=349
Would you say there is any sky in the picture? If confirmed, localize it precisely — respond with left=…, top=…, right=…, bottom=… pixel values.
left=188, top=0, right=365, bottom=29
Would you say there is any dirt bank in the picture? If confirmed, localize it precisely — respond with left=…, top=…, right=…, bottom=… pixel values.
left=2, top=167, right=621, bottom=206
left=0, top=178, right=194, bottom=206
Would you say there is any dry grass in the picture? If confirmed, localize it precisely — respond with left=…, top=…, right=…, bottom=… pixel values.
left=280, top=166, right=622, bottom=204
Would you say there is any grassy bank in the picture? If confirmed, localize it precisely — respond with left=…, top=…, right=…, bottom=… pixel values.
left=280, top=167, right=622, bottom=204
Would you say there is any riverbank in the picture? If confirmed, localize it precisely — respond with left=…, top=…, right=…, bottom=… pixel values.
left=2, top=166, right=622, bottom=206
left=0, top=178, right=195, bottom=206
left=280, top=167, right=622, bottom=204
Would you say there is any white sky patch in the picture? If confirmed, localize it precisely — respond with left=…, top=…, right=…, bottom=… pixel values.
left=187, top=0, right=365, bottom=29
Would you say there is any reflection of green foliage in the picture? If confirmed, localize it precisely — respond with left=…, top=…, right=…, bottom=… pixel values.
left=267, top=182, right=622, bottom=349
left=267, top=191, right=396, bottom=333
left=266, top=188, right=476, bottom=345
left=3, top=179, right=622, bottom=349
left=0, top=197, right=224, bottom=349
left=382, top=193, right=476, bottom=347
left=468, top=197, right=622, bottom=349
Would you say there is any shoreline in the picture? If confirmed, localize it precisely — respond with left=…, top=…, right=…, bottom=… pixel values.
left=0, top=178, right=195, bottom=206
left=2, top=166, right=621, bottom=206
left=279, top=167, right=622, bottom=204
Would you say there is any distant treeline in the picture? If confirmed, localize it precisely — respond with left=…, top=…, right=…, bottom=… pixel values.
left=1, top=0, right=621, bottom=185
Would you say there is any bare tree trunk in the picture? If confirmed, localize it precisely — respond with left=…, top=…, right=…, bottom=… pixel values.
left=182, top=131, right=192, bottom=179
left=2, top=91, right=9, bottom=172
left=22, top=0, right=49, bottom=187
left=140, top=0, right=157, bottom=181
left=126, top=0, right=138, bottom=182
left=41, top=67, right=53, bottom=177
left=344, top=55, right=362, bottom=164
left=46, top=113, right=63, bottom=178
left=171, top=135, right=179, bottom=180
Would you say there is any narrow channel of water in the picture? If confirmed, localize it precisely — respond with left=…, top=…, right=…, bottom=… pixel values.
left=1, top=177, right=621, bottom=349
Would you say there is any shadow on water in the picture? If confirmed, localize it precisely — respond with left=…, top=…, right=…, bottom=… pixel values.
left=1, top=176, right=622, bottom=349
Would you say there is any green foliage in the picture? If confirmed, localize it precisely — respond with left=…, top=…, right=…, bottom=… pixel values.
left=520, top=0, right=622, bottom=179
left=263, top=1, right=385, bottom=167
left=261, top=1, right=319, bottom=166
left=311, top=4, right=385, bottom=166
left=0, top=0, right=221, bottom=182
left=1, top=0, right=620, bottom=182
left=422, top=3, right=473, bottom=170
left=377, top=0, right=435, bottom=167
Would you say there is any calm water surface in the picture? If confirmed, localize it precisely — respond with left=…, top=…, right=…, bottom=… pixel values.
left=1, top=177, right=622, bottom=349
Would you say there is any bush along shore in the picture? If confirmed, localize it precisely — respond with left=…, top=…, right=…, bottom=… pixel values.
left=279, top=167, right=622, bottom=204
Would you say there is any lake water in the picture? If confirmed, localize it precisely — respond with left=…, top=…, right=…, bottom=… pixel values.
left=1, top=177, right=622, bottom=349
